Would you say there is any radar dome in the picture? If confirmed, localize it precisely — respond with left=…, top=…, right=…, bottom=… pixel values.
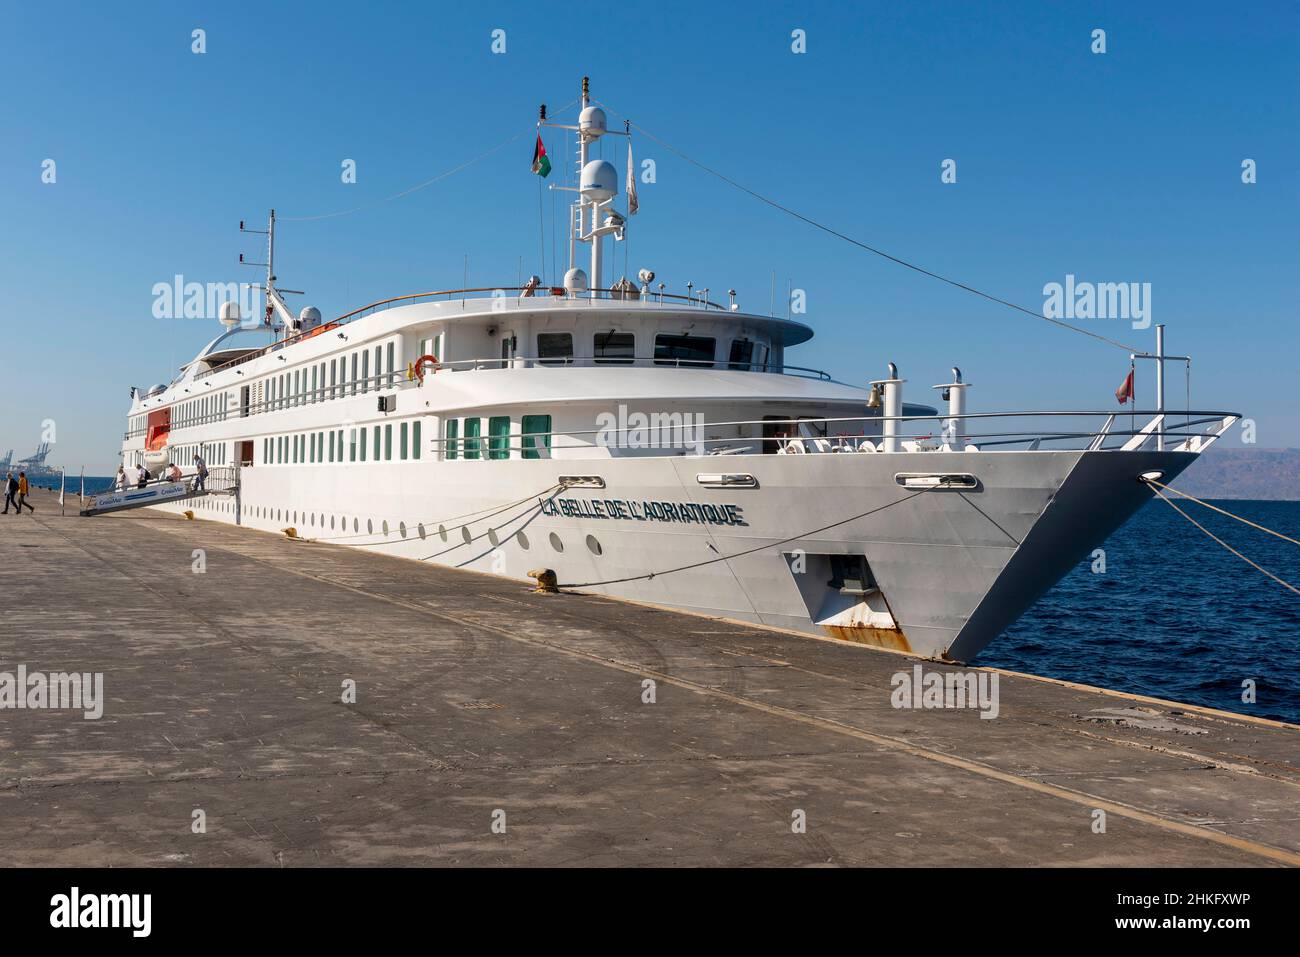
left=563, top=267, right=589, bottom=294
left=298, top=306, right=322, bottom=330
left=579, top=105, right=607, bottom=135
left=148, top=384, right=167, bottom=397
left=219, top=301, right=242, bottom=328
left=580, top=160, right=618, bottom=203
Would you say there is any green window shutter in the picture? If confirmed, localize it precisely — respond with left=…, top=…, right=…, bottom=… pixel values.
left=521, top=414, right=552, bottom=460
left=463, top=418, right=481, bottom=460
left=488, top=416, right=510, bottom=460
left=446, top=419, right=458, bottom=460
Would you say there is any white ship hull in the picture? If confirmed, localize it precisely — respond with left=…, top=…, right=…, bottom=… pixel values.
left=149, top=446, right=1196, bottom=660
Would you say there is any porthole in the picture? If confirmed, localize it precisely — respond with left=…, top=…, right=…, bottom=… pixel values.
left=353, top=518, right=359, bottom=533
left=586, top=534, right=603, bottom=556
left=367, top=519, right=373, bottom=534
left=549, top=532, right=564, bottom=552
left=438, top=524, right=447, bottom=541
left=418, top=524, right=427, bottom=540
left=488, top=528, right=499, bottom=547
left=382, top=520, right=390, bottom=536
left=399, top=522, right=407, bottom=538
left=330, top=515, right=335, bottom=530
left=461, top=526, right=472, bottom=544
left=311, top=514, right=316, bottom=527
left=516, top=530, right=530, bottom=550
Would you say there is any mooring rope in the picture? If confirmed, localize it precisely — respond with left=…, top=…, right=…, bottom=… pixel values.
left=297, top=483, right=562, bottom=545
left=557, top=487, right=932, bottom=589
left=1145, top=482, right=1300, bottom=596
left=1144, top=478, right=1300, bottom=548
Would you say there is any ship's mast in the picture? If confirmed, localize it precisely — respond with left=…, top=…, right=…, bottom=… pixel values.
left=542, top=76, right=628, bottom=299
left=240, top=210, right=303, bottom=339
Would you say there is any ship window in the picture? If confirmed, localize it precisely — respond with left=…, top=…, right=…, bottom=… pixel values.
left=488, top=416, right=511, bottom=460
left=337, top=429, right=344, bottom=462
left=360, top=427, right=367, bottom=462
left=445, top=418, right=458, bottom=459
left=655, top=334, right=716, bottom=367
left=537, top=333, right=573, bottom=365
left=330, top=359, right=337, bottom=399
left=311, top=366, right=318, bottom=402
left=594, top=331, right=635, bottom=364
left=349, top=428, right=357, bottom=462
left=361, top=351, right=370, bottom=394
left=400, top=422, right=409, bottom=460
left=374, top=425, right=381, bottom=460
left=318, top=431, right=324, bottom=462
left=522, top=415, right=551, bottom=460
left=329, top=431, right=335, bottom=462
left=384, top=424, right=393, bottom=461
left=412, top=421, right=421, bottom=460
left=728, top=338, right=755, bottom=371
left=463, top=418, right=482, bottom=459
left=350, top=354, right=358, bottom=395
left=387, top=342, right=395, bottom=386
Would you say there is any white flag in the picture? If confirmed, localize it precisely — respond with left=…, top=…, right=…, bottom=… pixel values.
left=58, top=468, right=65, bottom=507
left=626, top=139, right=639, bottom=216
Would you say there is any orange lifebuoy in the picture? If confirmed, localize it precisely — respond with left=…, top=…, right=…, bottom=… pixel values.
left=413, top=354, right=441, bottom=383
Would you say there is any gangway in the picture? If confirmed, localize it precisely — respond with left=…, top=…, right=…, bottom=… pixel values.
left=80, top=467, right=238, bottom=517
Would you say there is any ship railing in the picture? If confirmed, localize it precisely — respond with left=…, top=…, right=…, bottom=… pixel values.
left=195, top=285, right=736, bottom=380
left=423, top=410, right=1241, bottom=459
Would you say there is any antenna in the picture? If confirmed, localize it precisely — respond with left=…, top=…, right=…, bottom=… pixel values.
left=240, top=209, right=302, bottom=338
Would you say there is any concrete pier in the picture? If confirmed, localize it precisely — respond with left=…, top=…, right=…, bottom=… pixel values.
left=2, top=489, right=1297, bottom=867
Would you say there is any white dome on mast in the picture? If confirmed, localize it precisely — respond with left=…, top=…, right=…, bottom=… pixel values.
left=579, top=105, right=607, bottom=135
left=580, top=160, right=618, bottom=203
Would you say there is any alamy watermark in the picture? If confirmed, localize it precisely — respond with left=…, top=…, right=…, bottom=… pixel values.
left=151, top=275, right=263, bottom=325
left=890, top=665, right=999, bottom=719
left=1043, top=274, right=1151, bottom=329
left=0, top=665, right=104, bottom=720
left=595, top=404, right=706, bottom=454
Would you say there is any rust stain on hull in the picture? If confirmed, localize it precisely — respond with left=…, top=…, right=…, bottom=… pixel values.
left=822, top=624, right=912, bottom=653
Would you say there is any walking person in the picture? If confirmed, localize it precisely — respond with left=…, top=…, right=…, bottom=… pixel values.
left=115, top=465, right=128, bottom=491
left=16, top=472, right=34, bottom=514
left=2, top=472, right=17, bottom=514
left=192, top=454, right=208, bottom=492
left=135, top=463, right=149, bottom=489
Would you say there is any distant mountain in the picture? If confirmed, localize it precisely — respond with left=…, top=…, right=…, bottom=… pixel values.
left=1172, top=448, right=1300, bottom=501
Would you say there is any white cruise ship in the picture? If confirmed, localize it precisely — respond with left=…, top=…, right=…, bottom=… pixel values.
left=118, top=78, right=1237, bottom=661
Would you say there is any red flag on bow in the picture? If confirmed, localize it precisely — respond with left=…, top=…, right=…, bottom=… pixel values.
left=1115, top=368, right=1135, bottom=405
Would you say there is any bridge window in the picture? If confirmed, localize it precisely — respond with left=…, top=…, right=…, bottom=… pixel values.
left=728, top=338, right=755, bottom=371
left=594, top=331, right=635, bottom=364
left=384, top=423, right=392, bottom=461
left=488, top=416, right=511, bottom=460
left=412, top=421, right=421, bottom=459
left=655, top=334, right=716, bottom=368
left=359, top=427, right=367, bottom=462
left=522, top=414, right=552, bottom=460
left=400, top=422, right=408, bottom=460
left=538, top=333, right=573, bottom=365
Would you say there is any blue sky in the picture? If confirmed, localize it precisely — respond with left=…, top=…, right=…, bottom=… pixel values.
left=1, top=0, right=1296, bottom=473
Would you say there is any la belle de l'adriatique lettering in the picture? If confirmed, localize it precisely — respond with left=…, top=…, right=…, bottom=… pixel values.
left=540, top=496, right=747, bottom=527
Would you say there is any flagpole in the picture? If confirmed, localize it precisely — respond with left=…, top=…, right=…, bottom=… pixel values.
left=59, top=467, right=66, bottom=516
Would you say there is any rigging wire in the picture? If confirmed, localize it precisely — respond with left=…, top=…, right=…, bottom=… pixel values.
left=594, top=100, right=1139, bottom=354
left=282, top=99, right=582, bottom=223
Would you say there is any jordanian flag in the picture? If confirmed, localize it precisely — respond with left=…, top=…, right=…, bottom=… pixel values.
left=531, top=134, right=551, bottom=177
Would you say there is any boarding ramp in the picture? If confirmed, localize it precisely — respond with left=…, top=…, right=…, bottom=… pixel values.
left=80, top=467, right=238, bottom=516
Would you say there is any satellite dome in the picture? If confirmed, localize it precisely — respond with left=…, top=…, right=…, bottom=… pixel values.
left=298, top=306, right=322, bottom=326
left=563, top=267, right=589, bottom=294
left=579, top=105, right=607, bottom=135
left=148, top=383, right=166, bottom=397
left=580, top=160, right=618, bottom=203
left=219, top=301, right=241, bottom=328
